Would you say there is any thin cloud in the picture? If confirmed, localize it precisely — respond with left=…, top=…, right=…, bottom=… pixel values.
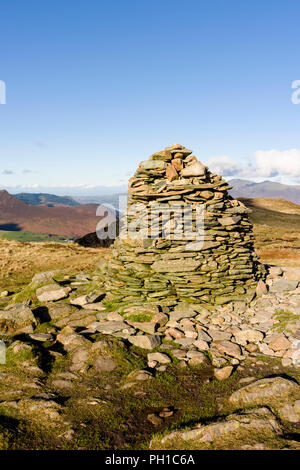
left=1, top=169, right=15, bottom=175
left=35, top=141, right=47, bottom=148
left=204, top=156, right=243, bottom=177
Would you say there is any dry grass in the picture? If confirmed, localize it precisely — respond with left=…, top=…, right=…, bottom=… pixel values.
left=0, top=239, right=108, bottom=290
left=240, top=198, right=300, bottom=267
left=254, top=224, right=300, bottom=267
left=240, top=197, right=300, bottom=215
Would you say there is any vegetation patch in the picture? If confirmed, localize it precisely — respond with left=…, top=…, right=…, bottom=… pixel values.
left=124, top=314, right=152, bottom=322
left=272, top=310, right=300, bottom=333
left=0, top=231, right=73, bottom=243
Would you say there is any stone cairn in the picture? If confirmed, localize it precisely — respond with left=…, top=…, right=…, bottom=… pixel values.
left=104, top=144, right=265, bottom=308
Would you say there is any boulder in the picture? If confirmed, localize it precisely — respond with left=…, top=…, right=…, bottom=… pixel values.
left=94, top=356, right=116, bottom=372
left=36, top=284, right=71, bottom=302
left=214, top=366, right=233, bottom=381
left=267, top=333, right=291, bottom=351
left=32, top=270, right=63, bottom=284
left=234, top=328, right=264, bottom=345
left=256, top=280, right=268, bottom=296
left=0, top=303, right=36, bottom=335
left=269, top=279, right=299, bottom=293
left=229, top=377, right=300, bottom=406
left=277, top=400, right=300, bottom=423
left=180, top=161, right=206, bottom=177
left=159, top=408, right=280, bottom=445
left=215, top=340, right=242, bottom=358
left=147, top=352, right=171, bottom=364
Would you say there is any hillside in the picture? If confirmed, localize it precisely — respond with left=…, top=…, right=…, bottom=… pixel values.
left=13, top=192, right=80, bottom=206
left=240, top=197, right=300, bottom=266
left=230, top=179, right=300, bottom=204
left=0, top=190, right=113, bottom=237
left=241, top=197, right=300, bottom=228
left=240, top=197, right=300, bottom=215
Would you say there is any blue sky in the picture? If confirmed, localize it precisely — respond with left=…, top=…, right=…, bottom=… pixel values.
left=1, top=0, right=300, bottom=195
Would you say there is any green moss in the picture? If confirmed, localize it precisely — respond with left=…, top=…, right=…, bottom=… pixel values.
left=102, top=299, right=121, bottom=312
left=2, top=347, right=35, bottom=368
left=10, top=280, right=54, bottom=305
left=0, top=231, right=73, bottom=243
left=11, top=284, right=39, bottom=304
left=50, top=354, right=72, bottom=375
left=33, top=322, right=56, bottom=334
left=272, top=310, right=300, bottom=333
left=125, top=314, right=152, bottom=322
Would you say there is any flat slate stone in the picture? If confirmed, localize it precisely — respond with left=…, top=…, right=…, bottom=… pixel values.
left=269, top=279, right=299, bottom=293
left=152, top=259, right=201, bottom=273
left=92, top=321, right=129, bottom=334
left=36, top=284, right=71, bottom=302
left=128, top=334, right=161, bottom=350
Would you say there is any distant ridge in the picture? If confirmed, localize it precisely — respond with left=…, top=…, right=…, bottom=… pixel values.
left=13, top=192, right=80, bottom=207
left=0, top=190, right=111, bottom=237
left=229, top=179, right=300, bottom=204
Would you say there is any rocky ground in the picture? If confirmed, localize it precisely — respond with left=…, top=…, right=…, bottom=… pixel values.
left=0, top=264, right=299, bottom=450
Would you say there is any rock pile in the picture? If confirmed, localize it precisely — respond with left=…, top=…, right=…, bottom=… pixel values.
left=105, top=144, right=265, bottom=307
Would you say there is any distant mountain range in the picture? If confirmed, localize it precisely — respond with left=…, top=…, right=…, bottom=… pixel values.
left=13, top=192, right=80, bottom=207
left=229, top=179, right=300, bottom=204
left=7, top=180, right=300, bottom=208
left=73, top=180, right=300, bottom=207
left=0, top=190, right=115, bottom=237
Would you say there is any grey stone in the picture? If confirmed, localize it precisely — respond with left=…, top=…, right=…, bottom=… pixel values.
left=36, top=284, right=71, bottom=302
left=152, top=259, right=201, bottom=273
left=128, top=334, right=161, bottom=350
left=180, top=161, right=206, bottom=177
left=160, top=408, right=280, bottom=445
left=140, top=160, right=167, bottom=170
left=229, top=377, right=300, bottom=406
left=147, top=352, right=171, bottom=364
left=208, top=329, right=232, bottom=341
left=0, top=304, right=36, bottom=335
left=277, top=400, right=300, bottom=423
left=269, top=279, right=299, bottom=293
left=214, top=366, right=234, bottom=381
left=218, top=216, right=241, bottom=226
left=256, top=280, right=268, bottom=296
left=215, top=340, right=242, bottom=358
left=92, top=321, right=129, bottom=334
left=27, top=333, right=53, bottom=342
left=32, top=270, right=63, bottom=284
left=234, top=329, right=264, bottom=345
left=174, top=337, right=195, bottom=347
left=94, top=356, right=116, bottom=372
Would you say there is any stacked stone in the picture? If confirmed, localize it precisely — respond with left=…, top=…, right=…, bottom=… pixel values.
left=105, top=144, right=265, bottom=307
